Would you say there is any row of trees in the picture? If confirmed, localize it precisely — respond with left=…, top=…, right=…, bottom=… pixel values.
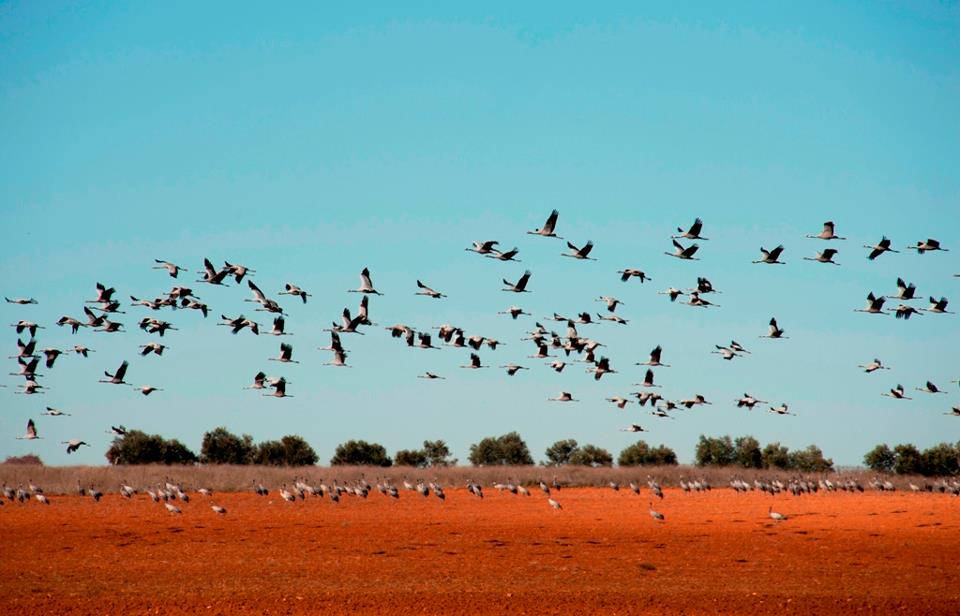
left=694, top=435, right=834, bottom=472
left=863, top=443, right=960, bottom=477
left=98, top=428, right=958, bottom=476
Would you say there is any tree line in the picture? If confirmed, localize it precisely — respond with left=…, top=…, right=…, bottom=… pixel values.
left=90, top=428, right=959, bottom=476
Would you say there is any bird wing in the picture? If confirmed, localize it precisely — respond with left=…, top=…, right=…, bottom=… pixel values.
left=515, top=271, right=531, bottom=291
left=115, top=360, right=128, bottom=380
left=689, top=218, right=703, bottom=235
left=579, top=241, right=594, bottom=257
left=769, top=245, right=785, bottom=260
left=247, top=280, right=267, bottom=302
left=542, top=209, right=559, bottom=234
left=360, top=268, right=374, bottom=289
left=682, top=244, right=699, bottom=258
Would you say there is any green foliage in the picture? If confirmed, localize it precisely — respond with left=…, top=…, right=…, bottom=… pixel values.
left=568, top=444, right=613, bottom=467
left=106, top=430, right=198, bottom=465
left=2, top=454, right=43, bottom=465
left=761, top=442, right=792, bottom=469
left=920, top=443, right=960, bottom=477
left=788, top=445, right=834, bottom=473
left=330, top=440, right=392, bottom=467
left=422, top=440, right=456, bottom=467
left=468, top=431, right=533, bottom=466
left=544, top=439, right=579, bottom=466
left=734, top=436, right=762, bottom=469
left=200, top=427, right=255, bottom=465
left=254, top=435, right=319, bottom=466
left=695, top=435, right=736, bottom=466
left=617, top=441, right=678, bottom=466
left=863, top=444, right=895, bottom=473
left=394, top=449, right=429, bottom=467
left=893, top=444, right=923, bottom=475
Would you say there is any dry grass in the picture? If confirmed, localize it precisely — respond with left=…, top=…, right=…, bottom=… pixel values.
left=0, top=463, right=943, bottom=495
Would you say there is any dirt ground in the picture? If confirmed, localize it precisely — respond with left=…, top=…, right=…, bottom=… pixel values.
left=1, top=488, right=958, bottom=615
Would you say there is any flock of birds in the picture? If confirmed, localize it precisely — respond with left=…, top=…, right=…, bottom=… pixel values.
left=5, top=469, right=959, bottom=517
left=4, top=210, right=959, bottom=462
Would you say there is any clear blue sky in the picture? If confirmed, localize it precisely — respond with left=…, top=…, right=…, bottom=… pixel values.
left=2, top=1, right=958, bottom=466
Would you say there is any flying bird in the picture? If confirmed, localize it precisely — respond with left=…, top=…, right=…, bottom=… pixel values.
left=465, top=240, right=499, bottom=254
left=753, top=245, right=785, bottom=265
left=415, top=280, right=447, bottom=299
left=99, top=360, right=130, bottom=385
left=153, top=259, right=186, bottom=278
left=16, top=419, right=42, bottom=440
left=5, top=297, right=37, bottom=304
left=806, top=221, right=846, bottom=240
left=62, top=439, right=90, bottom=454
left=854, top=293, right=887, bottom=315
left=761, top=318, right=788, bottom=339
left=348, top=267, right=383, bottom=295
left=549, top=391, right=578, bottom=402
left=907, top=239, right=948, bottom=254
left=804, top=249, right=840, bottom=265
left=673, top=218, right=708, bottom=240
left=279, top=283, right=310, bottom=304
left=562, top=240, right=596, bottom=260
left=882, top=385, right=911, bottom=400
left=664, top=239, right=699, bottom=260
left=620, top=424, right=647, bottom=432
left=637, top=345, right=669, bottom=367
left=864, top=236, right=898, bottom=260
left=527, top=209, right=562, bottom=238
left=502, top=270, right=532, bottom=293
left=858, top=359, right=890, bottom=373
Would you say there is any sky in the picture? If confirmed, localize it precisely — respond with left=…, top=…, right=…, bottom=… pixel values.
left=1, top=1, right=958, bottom=467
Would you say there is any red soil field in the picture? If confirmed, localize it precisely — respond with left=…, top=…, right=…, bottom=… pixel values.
left=2, top=488, right=958, bottom=615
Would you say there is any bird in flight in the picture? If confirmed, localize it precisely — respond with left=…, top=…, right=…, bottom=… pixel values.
left=527, top=209, right=562, bottom=239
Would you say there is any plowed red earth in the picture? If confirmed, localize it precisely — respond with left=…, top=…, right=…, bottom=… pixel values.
left=2, top=488, right=958, bottom=615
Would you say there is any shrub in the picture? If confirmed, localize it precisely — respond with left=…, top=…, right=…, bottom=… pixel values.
left=568, top=444, right=613, bottom=467
left=254, top=435, right=318, bottom=466
left=618, top=441, right=677, bottom=466
left=734, top=436, right=762, bottom=469
left=3, top=454, right=43, bottom=465
left=893, top=444, right=923, bottom=475
left=422, top=440, right=456, bottom=467
left=394, top=449, right=429, bottom=467
left=863, top=444, right=895, bottom=473
left=695, top=435, right=736, bottom=466
left=468, top=431, right=533, bottom=466
left=330, top=440, right=392, bottom=467
left=106, top=430, right=198, bottom=465
left=761, top=442, right=792, bottom=469
left=920, top=443, right=960, bottom=477
left=200, top=427, right=255, bottom=465
left=544, top=439, right=579, bottom=466
left=789, top=445, right=834, bottom=473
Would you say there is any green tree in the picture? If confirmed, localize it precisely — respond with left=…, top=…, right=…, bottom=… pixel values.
left=394, top=449, right=429, bottom=467
left=568, top=444, right=613, bottom=467
left=106, top=430, right=198, bottom=465
left=330, top=440, right=392, bottom=467
left=734, top=436, right=762, bottom=469
left=254, top=435, right=319, bottom=466
left=789, top=445, right=834, bottom=473
left=695, top=435, right=736, bottom=466
left=618, top=441, right=678, bottom=466
left=761, top=442, right=792, bottom=469
left=422, top=440, right=455, bottom=467
left=863, top=444, right=895, bottom=473
left=200, top=427, right=255, bottom=465
left=468, top=431, right=533, bottom=466
left=893, top=444, right=923, bottom=475
left=920, top=443, right=959, bottom=477
left=544, top=439, right=579, bottom=466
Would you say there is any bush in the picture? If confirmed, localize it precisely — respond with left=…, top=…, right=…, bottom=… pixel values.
left=568, top=444, right=613, bottom=467
left=3, top=454, right=43, bottom=465
left=394, top=449, right=428, bottom=467
left=734, top=436, right=762, bottom=469
left=617, top=441, right=678, bottom=466
left=468, top=431, right=533, bottom=466
left=695, top=435, right=736, bottom=466
left=200, top=427, right=255, bottom=465
left=893, top=444, right=923, bottom=475
left=330, top=440, right=392, bottom=467
left=761, top=442, right=792, bottom=469
left=544, top=439, right=579, bottom=466
left=422, top=440, right=456, bottom=467
left=789, top=445, right=834, bottom=473
left=863, top=444, right=895, bottom=473
left=254, top=435, right=319, bottom=466
left=920, top=443, right=960, bottom=477
left=106, top=430, right=198, bottom=465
